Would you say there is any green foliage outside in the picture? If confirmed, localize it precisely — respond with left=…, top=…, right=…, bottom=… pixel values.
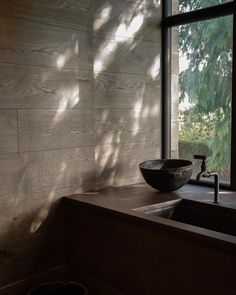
left=178, top=0, right=232, bottom=181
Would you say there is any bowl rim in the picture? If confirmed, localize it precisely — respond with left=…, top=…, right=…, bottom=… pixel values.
left=139, top=159, right=194, bottom=171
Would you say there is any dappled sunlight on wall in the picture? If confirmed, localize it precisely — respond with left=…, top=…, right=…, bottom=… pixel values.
left=115, top=13, right=144, bottom=39
left=0, top=0, right=161, bottom=258
left=94, top=2, right=112, bottom=31
left=53, top=85, right=80, bottom=123
left=96, top=105, right=160, bottom=145
left=57, top=54, right=66, bottom=69
left=93, top=0, right=161, bottom=188
left=0, top=146, right=95, bottom=239
left=93, top=0, right=159, bottom=78
left=29, top=160, right=68, bottom=234
left=30, top=207, right=49, bottom=234
left=133, top=101, right=143, bottom=136
left=0, top=0, right=160, bottom=287
left=10, top=26, right=96, bottom=236
left=95, top=142, right=160, bottom=188
left=95, top=99, right=161, bottom=189
left=55, top=34, right=80, bottom=70
left=148, top=55, right=161, bottom=80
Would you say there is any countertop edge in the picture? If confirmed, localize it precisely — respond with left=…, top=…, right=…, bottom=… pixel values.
left=63, top=189, right=236, bottom=253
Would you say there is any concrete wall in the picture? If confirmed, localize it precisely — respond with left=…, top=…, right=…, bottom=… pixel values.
left=0, top=0, right=161, bottom=288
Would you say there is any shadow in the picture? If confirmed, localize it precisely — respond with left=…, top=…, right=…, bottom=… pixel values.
left=93, top=0, right=161, bottom=188
left=0, top=0, right=162, bottom=232
left=0, top=0, right=162, bottom=289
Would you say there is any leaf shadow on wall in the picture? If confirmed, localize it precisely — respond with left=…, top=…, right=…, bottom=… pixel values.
left=0, top=0, right=163, bottom=287
left=93, top=0, right=162, bottom=188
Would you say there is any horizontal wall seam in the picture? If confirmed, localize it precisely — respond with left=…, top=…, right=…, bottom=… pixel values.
left=0, top=61, right=158, bottom=77
left=10, top=15, right=161, bottom=44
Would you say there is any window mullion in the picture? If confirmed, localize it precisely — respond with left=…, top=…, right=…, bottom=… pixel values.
left=162, top=1, right=234, bottom=27
left=162, top=0, right=172, bottom=158
left=230, top=12, right=236, bottom=189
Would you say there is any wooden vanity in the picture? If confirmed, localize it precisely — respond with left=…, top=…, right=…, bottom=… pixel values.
left=64, top=183, right=236, bottom=295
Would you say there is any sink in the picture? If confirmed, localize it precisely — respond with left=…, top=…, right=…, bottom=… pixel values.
left=139, top=159, right=194, bottom=192
left=133, top=199, right=236, bottom=236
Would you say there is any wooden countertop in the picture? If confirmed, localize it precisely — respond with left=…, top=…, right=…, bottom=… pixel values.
left=63, top=183, right=236, bottom=250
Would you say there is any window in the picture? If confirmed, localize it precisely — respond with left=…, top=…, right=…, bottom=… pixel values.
left=162, top=1, right=235, bottom=188
left=172, top=0, right=232, bottom=14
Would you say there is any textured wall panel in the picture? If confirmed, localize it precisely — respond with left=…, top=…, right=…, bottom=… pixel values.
left=95, top=142, right=160, bottom=188
left=0, top=65, right=93, bottom=109
left=96, top=108, right=160, bottom=145
left=93, top=0, right=161, bottom=42
left=13, top=0, right=93, bottom=31
left=0, top=0, right=162, bottom=288
left=0, top=110, right=17, bottom=154
left=94, top=34, right=160, bottom=75
left=18, top=109, right=94, bottom=151
left=95, top=72, right=160, bottom=109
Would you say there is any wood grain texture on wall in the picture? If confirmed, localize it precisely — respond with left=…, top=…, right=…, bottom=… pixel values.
left=18, top=109, right=95, bottom=151
left=0, top=110, right=17, bottom=153
left=0, top=147, right=94, bottom=193
left=96, top=108, right=160, bottom=145
left=13, top=0, right=93, bottom=31
left=0, top=0, right=161, bottom=289
left=0, top=16, right=91, bottom=71
left=93, top=0, right=162, bottom=187
left=95, top=142, right=161, bottom=188
left=95, top=72, right=160, bottom=108
left=0, top=65, right=93, bottom=108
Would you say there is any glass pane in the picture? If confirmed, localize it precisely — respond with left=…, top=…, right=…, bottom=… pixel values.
left=172, top=0, right=232, bottom=15
left=171, top=16, right=233, bottom=183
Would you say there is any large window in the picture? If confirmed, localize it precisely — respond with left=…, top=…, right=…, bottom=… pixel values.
left=162, top=1, right=235, bottom=188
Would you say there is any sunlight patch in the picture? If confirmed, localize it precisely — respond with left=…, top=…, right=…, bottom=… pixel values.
left=94, top=38, right=119, bottom=77
left=57, top=54, right=66, bottom=69
left=94, top=3, right=112, bottom=31
left=149, top=55, right=160, bottom=79
left=132, top=101, right=143, bottom=135
left=94, top=12, right=145, bottom=77
left=115, top=13, right=144, bottom=39
left=30, top=208, right=49, bottom=233
left=153, top=0, right=161, bottom=7
left=74, top=40, right=79, bottom=55
left=54, top=86, right=80, bottom=122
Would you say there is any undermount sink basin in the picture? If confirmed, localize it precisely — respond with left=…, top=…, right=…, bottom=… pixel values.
left=134, top=199, right=236, bottom=237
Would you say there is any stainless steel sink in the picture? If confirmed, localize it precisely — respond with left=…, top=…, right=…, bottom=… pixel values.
left=133, top=199, right=236, bottom=236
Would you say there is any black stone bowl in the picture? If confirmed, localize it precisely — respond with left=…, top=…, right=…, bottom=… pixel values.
left=139, top=159, right=194, bottom=192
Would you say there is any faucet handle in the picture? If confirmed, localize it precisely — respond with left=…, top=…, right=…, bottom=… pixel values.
left=194, top=155, right=206, bottom=160
left=194, top=155, right=206, bottom=171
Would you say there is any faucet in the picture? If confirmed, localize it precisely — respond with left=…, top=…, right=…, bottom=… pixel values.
left=194, top=155, right=219, bottom=204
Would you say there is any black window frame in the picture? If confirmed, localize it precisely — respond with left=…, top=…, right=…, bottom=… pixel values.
left=161, top=0, right=236, bottom=190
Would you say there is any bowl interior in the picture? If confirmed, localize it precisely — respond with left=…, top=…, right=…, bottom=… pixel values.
left=139, top=159, right=193, bottom=170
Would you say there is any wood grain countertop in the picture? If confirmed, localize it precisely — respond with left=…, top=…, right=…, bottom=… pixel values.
left=63, top=183, right=236, bottom=251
